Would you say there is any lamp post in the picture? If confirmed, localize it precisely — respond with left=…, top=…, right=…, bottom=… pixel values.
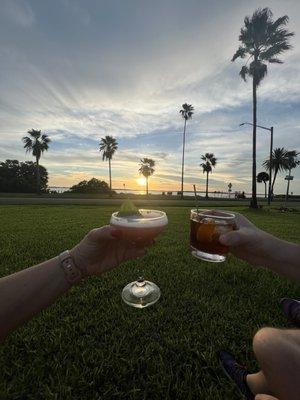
left=240, top=123, right=273, bottom=206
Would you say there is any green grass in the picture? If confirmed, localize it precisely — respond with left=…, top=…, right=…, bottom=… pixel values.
left=0, top=205, right=299, bottom=400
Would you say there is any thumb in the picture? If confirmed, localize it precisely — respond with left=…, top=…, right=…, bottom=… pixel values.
left=219, top=230, right=246, bottom=247
left=255, top=395, right=279, bottom=400
left=89, top=226, right=123, bottom=242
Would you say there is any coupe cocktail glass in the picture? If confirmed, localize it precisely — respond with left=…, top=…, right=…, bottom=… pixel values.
left=110, top=209, right=168, bottom=308
left=190, top=209, right=236, bottom=262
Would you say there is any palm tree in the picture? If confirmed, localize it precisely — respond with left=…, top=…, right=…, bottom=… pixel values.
left=284, top=151, right=299, bottom=202
left=22, top=129, right=51, bottom=194
left=138, top=158, right=155, bottom=195
left=179, top=103, right=194, bottom=199
left=232, top=8, right=293, bottom=208
left=99, top=136, right=118, bottom=192
left=257, top=171, right=269, bottom=198
left=200, top=153, right=217, bottom=199
left=263, top=147, right=289, bottom=195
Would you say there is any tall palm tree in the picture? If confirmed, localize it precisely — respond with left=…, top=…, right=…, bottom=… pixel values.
left=232, top=8, right=293, bottom=208
left=99, top=136, right=118, bottom=192
left=200, top=153, right=217, bottom=199
left=179, top=103, right=194, bottom=199
left=284, top=151, right=299, bottom=201
left=257, top=171, right=269, bottom=198
left=22, top=129, right=51, bottom=194
left=263, top=147, right=289, bottom=195
left=138, top=158, right=155, bottom=195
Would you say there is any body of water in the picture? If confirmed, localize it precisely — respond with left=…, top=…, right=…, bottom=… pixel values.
left=49, top=187, right=268, bottom=198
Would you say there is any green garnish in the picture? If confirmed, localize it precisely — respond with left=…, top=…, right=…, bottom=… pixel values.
left=117, top=200, right=142, bottom=217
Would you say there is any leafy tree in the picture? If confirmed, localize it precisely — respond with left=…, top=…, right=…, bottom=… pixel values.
left=179, top=103, right=194, bottom=199
left=69, top=178, right=112, bottom=194
left=99, top=136, right=118, bottom=192
left=263, top=147, right=289, bottom=194
left=200, top=153, right=217, bottom=199
left=0, top=160, right=48, bottom=193
left=285, top=151, right=299, bottom=201
left=257, top=171, right=269, bottom=198
left=138, top=158, right=155, bottom=195
left=22, top=129, right=51, bottom=194
left=232, top=8, right=293, bottom=208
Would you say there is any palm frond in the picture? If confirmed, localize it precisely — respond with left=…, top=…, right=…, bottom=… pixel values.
left=257, top=171, right=269, bottom=182
left=200, top=153, right=217, bottom=173
left=263, top=147, right=290, bottom=172
left=180, top=103, right=194, bottom=120
left=271, top=15, right=289, bottom=30
left=268, top=58, right=283, bottom=63
left=27, top=129, right=41, bottom=139
left=235, top=8, right=293, bottom=86
left=286, top=150, right=300, bottom=170
left=239, top=65, right=249, bottom=81
left=260, top=42, right=292, bottom=60
left=231, top=46, right=247, bottom=62
left=139, top=158, right=155, bottom=177
left=250, top=60, right=267, bottom=85
left=22, top=136, right=33, bottom=151
left=99, top=135, right=118, bottom=160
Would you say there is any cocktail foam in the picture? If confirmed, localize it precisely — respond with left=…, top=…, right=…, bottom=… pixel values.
left=111, top=209, right=168, bottom=228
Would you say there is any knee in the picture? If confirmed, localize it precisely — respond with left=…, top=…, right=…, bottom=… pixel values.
left=253, top=327, right=284, bottom=362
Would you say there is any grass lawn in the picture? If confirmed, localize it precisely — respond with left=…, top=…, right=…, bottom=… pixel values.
left=0, top=205, right=299, bottom=400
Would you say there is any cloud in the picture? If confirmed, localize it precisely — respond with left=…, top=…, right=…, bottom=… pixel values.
left=1, top=0, right=35, bottom=27
left=0, top=0, right=299, bottom=194
left=61, top=0, right=91, bottom=26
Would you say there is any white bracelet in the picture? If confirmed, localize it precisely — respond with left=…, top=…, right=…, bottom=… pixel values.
left=58, top=250, right=83, bottom=284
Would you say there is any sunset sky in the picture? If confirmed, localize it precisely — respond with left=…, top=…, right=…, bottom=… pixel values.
left=0, top=0, right=299, bottom=194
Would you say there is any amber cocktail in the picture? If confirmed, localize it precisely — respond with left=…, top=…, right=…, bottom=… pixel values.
left=110, top=209, right=168, bottom=308
left=190, top=209, right=236, bottom=262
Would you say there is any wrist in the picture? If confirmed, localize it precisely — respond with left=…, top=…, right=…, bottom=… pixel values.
left=260, top=232, right=287, bottom=270
left=69, top=247, right=90, bottom=278
left=59, top=250, right=87, bottom=285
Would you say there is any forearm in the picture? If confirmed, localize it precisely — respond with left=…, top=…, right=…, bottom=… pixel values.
left=263, top=235, right=300, bottom=282
left=0, top=257, right=77, bottom=342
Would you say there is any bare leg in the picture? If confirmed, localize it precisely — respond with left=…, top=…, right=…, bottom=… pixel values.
left=253, top=327, right=300, bottom=400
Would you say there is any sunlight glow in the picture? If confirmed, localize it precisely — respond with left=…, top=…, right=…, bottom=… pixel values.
left=137, top=177, right=146, bottom=186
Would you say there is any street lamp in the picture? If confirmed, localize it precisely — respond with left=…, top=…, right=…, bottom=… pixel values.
left=240, top=122, right=273, bottom=206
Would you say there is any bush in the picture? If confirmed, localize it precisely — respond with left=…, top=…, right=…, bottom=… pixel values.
left=69, top=178, right=114, bottom=194
left=0, top=159, right=48, bottom=193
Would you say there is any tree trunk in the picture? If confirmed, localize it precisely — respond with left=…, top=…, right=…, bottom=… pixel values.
left=181, top=118, right=187, bottom=200
left=36, top=156, right=40, bottom=195
left=272, top=167, right=278, bottom=194
left=251, top=74, right=258, bottom=208
left=264, top=182, right=267, bottom=199
left=285, top=168, right=291, bottom=203
left=206, top=171, right=209, bottom=199
left=146, top=177, right=148, bottom=196
left=108, top=158, right=112, bottom=196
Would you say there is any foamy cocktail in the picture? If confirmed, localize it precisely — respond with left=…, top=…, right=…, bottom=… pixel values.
left=110, top=209, right=168, bottom=308
left=110, top=209, right=168, bottom=244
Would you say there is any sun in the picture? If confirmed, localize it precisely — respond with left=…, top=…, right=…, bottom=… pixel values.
left=137, top=177, right=146, bottom=186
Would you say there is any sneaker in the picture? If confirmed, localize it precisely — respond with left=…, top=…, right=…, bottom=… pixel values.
left=280, top=298, right=300, bottom=327
left=218, top=350, right=254, bottom=400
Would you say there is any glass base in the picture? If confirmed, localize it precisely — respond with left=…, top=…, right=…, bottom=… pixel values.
left=191, top=248, right=226, bottom=263
left=122, top=278, right=161, bottom=308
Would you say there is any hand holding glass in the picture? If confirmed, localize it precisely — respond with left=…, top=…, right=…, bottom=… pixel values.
left=110, top=209, right=168, bottom=308
left=190, top=209, right=236, bottom=262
